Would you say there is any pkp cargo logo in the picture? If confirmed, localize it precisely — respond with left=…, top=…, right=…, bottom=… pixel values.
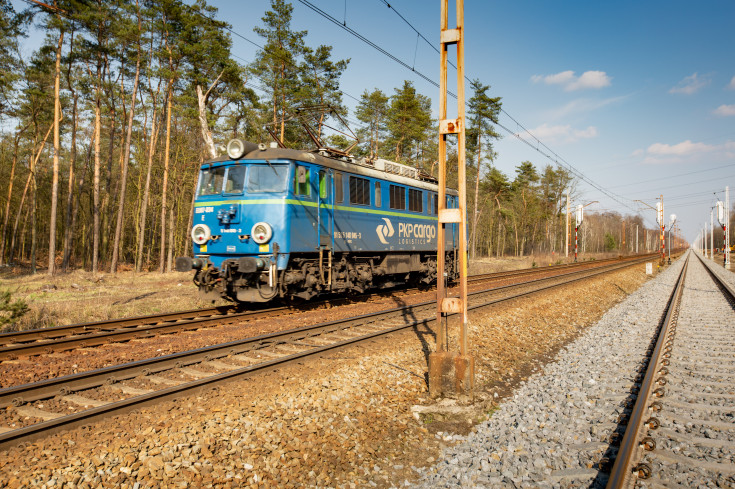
left=376, top=218, right=394, bottom=245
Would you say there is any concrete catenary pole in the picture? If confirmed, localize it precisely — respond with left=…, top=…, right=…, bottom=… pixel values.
left=726, top=186, right=731, bottom=269
left=565, top=191, right=569, bottom=258
left=711, top=209, right=714, bottom=260
left=660, top=195, right=665, bottom=264
left=703, top=222, right=707, bottom=258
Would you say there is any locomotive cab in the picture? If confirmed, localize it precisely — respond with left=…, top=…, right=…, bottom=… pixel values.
left=177, top=147, right=294, bottom=302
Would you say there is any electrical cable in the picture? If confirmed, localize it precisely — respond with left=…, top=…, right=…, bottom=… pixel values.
left=296, top=0, right=456, bottom=97
left=295, top=0, right=641, bottom=214
left=205, top=1, right=711, bottom=229
left=607, top=163, right=735, bottom=190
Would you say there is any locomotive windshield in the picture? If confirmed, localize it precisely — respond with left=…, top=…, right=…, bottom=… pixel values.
left=198, top=166, right=225, bottom=196
left=247, top=164, right=289, bottom=193
left=224, top=165, right=246, bottom=194
left=197, top=163, right=288, bottom=196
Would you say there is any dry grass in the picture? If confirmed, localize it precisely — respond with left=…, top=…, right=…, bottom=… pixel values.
left=469, top=251, right=620, bottom=274
left=0, top=267, right=228, bottom=332
left=1, top=252, right=626, bottom=332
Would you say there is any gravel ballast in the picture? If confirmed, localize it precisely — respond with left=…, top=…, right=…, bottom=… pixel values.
left=413, top=256, right=687, bottom=488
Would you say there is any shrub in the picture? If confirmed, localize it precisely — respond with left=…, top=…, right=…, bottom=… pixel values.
left=604, top=232, right=616, bottom=251
left=0, top=289, right=29, bottom=330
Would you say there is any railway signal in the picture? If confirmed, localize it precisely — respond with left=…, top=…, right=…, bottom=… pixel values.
left=711, top=209, right=715, bottom=261
left=668, top=214, right=676, bottom=263
left=716, top=190, right=731, bottom=268
left=636, top=196, right=666, bottom=264
left=574, top=205, right=582, bottom=262
left=726, top=186, right=731, bottom=269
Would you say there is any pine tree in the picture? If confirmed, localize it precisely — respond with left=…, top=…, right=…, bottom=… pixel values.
left=466, top=79, right=501, bottom=258
left=297, top=44, right=349, bottom=141
left=251, top=0, right=306, bottom=146
left=0, top=0, right=26, bottom=118
left=385, top=80, right=432, bottom=163
left=181, top=0, right=242, bottom=159
left=355, top=89, right=389, bottom=159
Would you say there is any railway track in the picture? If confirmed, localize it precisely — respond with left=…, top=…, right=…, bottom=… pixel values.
left=606, top=252, right=735, bottom=488
left=0, top=255, right=655, bottom=360
left=0, top=254, right=654, bottom=450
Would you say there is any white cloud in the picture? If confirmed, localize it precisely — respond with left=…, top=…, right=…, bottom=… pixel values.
left=714, top=104, right=735, bottom=116
left=546, top=94, right=629, bottom=120
left=669, top=73, right=710, bottom=94
left=531, top=70, right=611, bottom=91
left=519, top=123, right=598, bottom=144
left=728, top=76, right=735, bottom=90
left=636, top=139, right=735, bottom=164
left=570, top=71, right=612, bottom=90
left=647, top=140, right=714, bottom=156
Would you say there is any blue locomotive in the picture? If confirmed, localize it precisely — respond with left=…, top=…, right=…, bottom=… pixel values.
left=176, top=139, right=459, bottom=302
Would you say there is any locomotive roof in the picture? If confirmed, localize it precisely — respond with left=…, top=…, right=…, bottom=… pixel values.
left=202, top=147, right=459, bottom=196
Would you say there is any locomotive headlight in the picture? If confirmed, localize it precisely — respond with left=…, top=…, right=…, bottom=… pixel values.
left=191, top=224, right=211, bottom=245
left=227, top=139, right=246, bottom=159
left=251, top=222, right=273, bottom=244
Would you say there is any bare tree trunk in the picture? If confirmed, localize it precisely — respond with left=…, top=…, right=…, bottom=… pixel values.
left=195, top=69, right=224, bottom=160
left=10, top=122, right=53, bottom=269
left=166, top=206, right=174, bottom=272
left=136, top=105, right=161, bottom=272
left=92, top=83, right=102, bottom=273
left=159, top=89, right=172, bottom=273
left=61, top=108, right=77, bottom=270
left=18, top=204, right=30, bottom=264
left=62, top=29, right=77, bottom=272
left=30, top=172, right=37, bottom=273
left=0, top=127, right=27, bottom=265
left=110, top=43, right=141, bottom=273
left=100, top=112, right=115, bottom=264
left=48, top=29, right=64, bottom=275
left=9, top=172, right=32, bottom=265
left=470, top=136, right=483, bottom=259
left=196, top=86, right=216, bottom=159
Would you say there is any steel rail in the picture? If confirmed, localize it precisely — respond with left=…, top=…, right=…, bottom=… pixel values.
left=606, top=254, right=690, bottom=488
left=0, top=255, right=656, bottom=450
left=466, top=253, right=658, bottom=283
left=0, top=305, right=288, bottom=360
left=0, top=255, right=657, bottom=359
left=0, top=305, right=239, bottom=345
left=0, top=257, right=651, bottom=407
left=696, top=252, right=735, bottom=300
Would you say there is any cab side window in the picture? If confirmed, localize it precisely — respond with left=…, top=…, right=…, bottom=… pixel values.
left=335, top=172, right=344, bottom=203
left=319, top=170, right=328, bottom=199
left=294, top=165, right=310, bottom=196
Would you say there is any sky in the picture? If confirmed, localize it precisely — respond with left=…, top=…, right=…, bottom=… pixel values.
left=12, top=0, right=735, bottom=242
left=214, top=0, right=735, bottom=243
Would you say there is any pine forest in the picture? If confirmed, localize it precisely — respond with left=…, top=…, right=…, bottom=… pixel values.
left=0, top=0, right=668, bottom=276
